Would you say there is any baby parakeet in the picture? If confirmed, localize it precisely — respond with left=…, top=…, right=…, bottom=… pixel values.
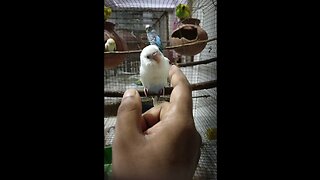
left=140, top=45, right=170, bottom=106
left=145, top=25, right=163, bottom=53
left=176, top=4, right=191, bottom=21
left=104, top=6, right=112, bottom=21
left=105, top=38, right=116, bottom=52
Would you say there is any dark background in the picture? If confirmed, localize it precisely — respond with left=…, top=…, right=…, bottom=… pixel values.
left=1, top=0, right=318, bottom=179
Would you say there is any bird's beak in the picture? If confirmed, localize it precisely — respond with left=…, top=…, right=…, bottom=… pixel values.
left=152, top=51, right=161, bottom=63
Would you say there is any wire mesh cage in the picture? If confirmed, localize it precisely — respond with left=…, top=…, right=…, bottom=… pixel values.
left=105, top=0, right=217, bottom=179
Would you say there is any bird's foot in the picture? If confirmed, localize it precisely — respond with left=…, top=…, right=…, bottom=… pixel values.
left=144, top=88, right=148, bottom=97
left=159, top=88, right=165, bottom=96
left=152, top=96, right=160, bottom=107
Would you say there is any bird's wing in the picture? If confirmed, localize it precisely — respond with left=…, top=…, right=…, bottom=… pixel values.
left=155, top=36, right=162, bottom=47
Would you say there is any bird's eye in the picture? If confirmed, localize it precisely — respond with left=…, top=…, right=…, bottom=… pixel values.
left=147, top=55, right=150, bottom=59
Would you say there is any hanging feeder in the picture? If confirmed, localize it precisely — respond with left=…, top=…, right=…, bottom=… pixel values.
left=170, top=18, right=208, bottom=56
left=104, top=22, right=128, bottom=69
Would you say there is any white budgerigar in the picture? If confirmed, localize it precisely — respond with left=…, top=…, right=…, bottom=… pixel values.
left=140, top=45, right=170, bottom=106
left=105, top=38, right=116, bottom=52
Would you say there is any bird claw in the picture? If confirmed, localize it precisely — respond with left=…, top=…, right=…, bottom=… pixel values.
left=144, top=88, right=148, bottom=97
left=159, top=88, right=165, bottom=96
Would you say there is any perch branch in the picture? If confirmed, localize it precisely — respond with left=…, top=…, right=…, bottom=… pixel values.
left=105, top=49, right=142, bottom=54
left=177, top=57, right=217, bottom=67
left=104, top=80, right=217, bottom=97
left=104, top=38, right=217, bottom=55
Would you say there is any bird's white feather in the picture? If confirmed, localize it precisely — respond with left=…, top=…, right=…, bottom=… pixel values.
left=105, top=38, right=116, bottom=51
left=140, top=45, right=170, bottom=105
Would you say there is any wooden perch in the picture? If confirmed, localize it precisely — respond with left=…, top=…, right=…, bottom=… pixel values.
left=104, top=38, right=217, bottom=55
left=104, top=80, right=217, bottom=97
left=177, top=57, right=217, bottom=67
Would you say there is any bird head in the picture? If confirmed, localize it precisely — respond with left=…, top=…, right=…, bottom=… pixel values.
left=176, top=4, right=186, bottom=12
left=105, top=38, right=116, bottom=51
left=104, top=6, right=112, bottom=14
left=181, top=4, right=187, bottom=11
left=104, top=6, right=112, bottom=21
left=145, top=24, right=153, bottom=33
left=107, top=38, right=115, bottom=45
left=141, top=45, right=162, bottom=65
left=176, top=3, right=190, bottom=19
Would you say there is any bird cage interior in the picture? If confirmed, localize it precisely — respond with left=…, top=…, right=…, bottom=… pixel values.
left=104, top=0, right=217, bottom=179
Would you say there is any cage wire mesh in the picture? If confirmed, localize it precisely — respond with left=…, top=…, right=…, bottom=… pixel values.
left=105, top=0, right=217, bottom=179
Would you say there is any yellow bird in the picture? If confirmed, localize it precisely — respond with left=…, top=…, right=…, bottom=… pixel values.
left=104, top=6, right=112, bottom=21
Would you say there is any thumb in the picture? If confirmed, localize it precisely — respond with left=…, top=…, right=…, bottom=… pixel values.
left=115, top=89, right=143, bottom=144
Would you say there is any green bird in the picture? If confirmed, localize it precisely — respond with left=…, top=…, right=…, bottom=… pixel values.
left=104, top=6, right=112, bottom=21
left=176, top=4, right=191, bottom=21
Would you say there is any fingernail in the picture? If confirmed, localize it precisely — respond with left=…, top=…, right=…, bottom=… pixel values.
left=123, top=89, right=136, bottom=98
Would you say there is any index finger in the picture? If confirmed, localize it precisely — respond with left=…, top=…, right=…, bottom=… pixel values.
left=168, top=65, right=193, bottom=113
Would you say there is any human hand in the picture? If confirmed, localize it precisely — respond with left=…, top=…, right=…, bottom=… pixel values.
left=112, top=65, right=202, bottom=180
